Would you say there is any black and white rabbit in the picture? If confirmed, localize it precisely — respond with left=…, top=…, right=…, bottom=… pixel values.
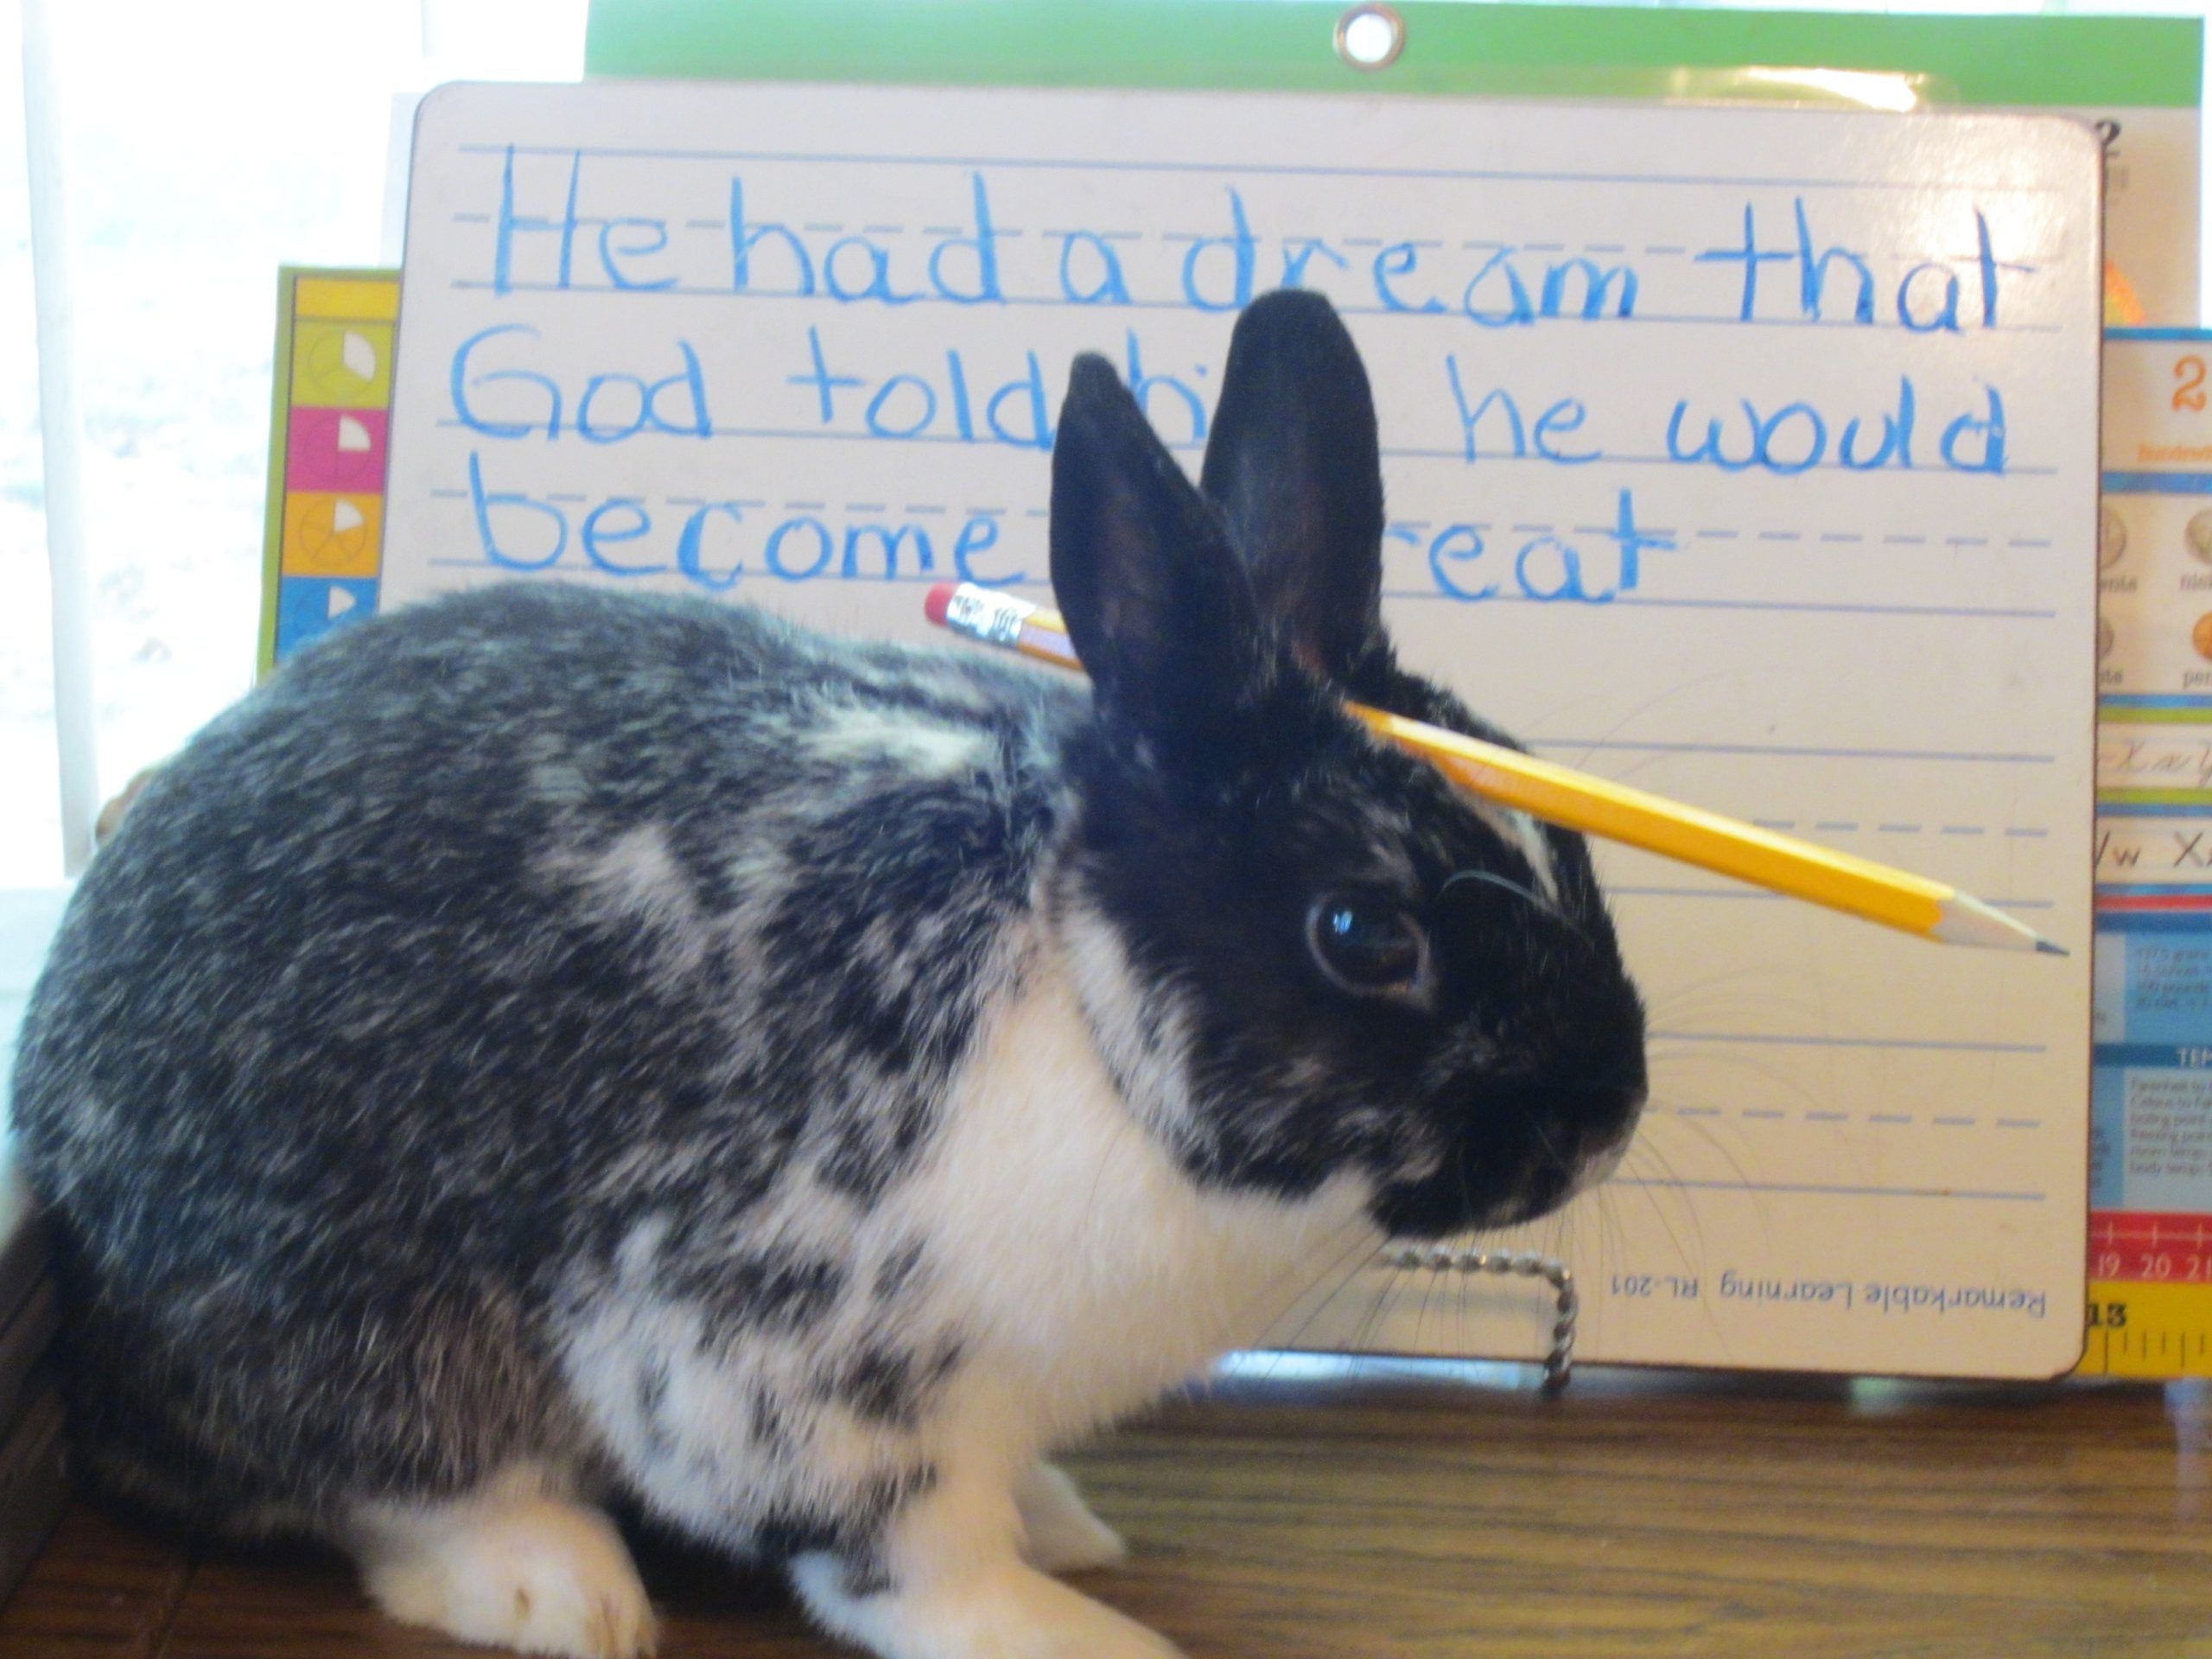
left=10, top=290, right=1646, bottom=1659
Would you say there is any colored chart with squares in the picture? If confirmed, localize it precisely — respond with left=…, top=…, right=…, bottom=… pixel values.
left=2082, top=330, right=2212, bottom=1376
left=261, top=270, right=401, bottom=671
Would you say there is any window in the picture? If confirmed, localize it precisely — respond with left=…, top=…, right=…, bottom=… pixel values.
left=4, top=0, right=587, bottom=883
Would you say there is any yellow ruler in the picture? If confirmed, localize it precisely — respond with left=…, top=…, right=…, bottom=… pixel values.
left=2082, top=1280, right=2212, bottom=1376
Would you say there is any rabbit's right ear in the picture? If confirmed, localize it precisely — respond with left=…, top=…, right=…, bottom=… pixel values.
left=1050, top=355, right=1268, bottom=739
left=1199, top=289, right=1388, bottom=683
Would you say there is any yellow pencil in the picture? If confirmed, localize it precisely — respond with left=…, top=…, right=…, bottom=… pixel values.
left=923, top=582, right=2064, bottom=957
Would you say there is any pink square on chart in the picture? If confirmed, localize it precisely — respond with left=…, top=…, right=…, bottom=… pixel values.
left=287, top=406, right=390, bottom=493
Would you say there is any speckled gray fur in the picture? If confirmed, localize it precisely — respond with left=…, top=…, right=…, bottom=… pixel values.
left=10, top=292, right=1646, bottom=1627
left=15, top=585, right=1066, bottom=1541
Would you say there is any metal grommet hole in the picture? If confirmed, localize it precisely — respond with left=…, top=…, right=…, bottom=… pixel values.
left=1336, top=3, right=1406, bottom=71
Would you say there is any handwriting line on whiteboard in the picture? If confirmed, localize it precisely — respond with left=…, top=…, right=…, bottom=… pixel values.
left=452, top=142, right=2067, bottom=196
left=1470, top=525, right=2055, bottom=550
left=438, top=278, right=2063, bottom=335
left=1662, top=1107, right=2045, bottom=1128
left=407, top=550, right=2056, bottom=620
left=421, top=493, right=2058, bottom=551
left=449, top=211, right=2063, bottom=270
left=1608, top=1178, right=2046, bottom=1201
left=1744, top=821, right=2050, bottom=837
left=1535, top=738, right=2053, bottom=763
left=1397, top=592, right=2031, bottom=622
left=416, top=557, right=1040, bottom=588
left=1649, top=1030, right=2046, bottom=1053
left=423, top=417, right=2062, bottom=479
left=1613, top=887, right=2053, bottom=910
left=1388, top=452, right=2056, bottom=476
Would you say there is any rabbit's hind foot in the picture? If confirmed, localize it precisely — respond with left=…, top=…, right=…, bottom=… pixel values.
left=348, top=1465, right=658, bottom=1659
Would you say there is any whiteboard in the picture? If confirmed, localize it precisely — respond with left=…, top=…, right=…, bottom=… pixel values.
left=386, top=81, right=2101, bottom=1378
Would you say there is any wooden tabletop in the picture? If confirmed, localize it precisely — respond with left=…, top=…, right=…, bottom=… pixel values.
left=6, top=1360, right=2211, bottom=1658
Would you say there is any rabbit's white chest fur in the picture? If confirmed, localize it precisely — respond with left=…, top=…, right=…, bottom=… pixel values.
left=556, top=912, right=1375, bottom=1552
left=913, top=919, right=1377, bottom=1444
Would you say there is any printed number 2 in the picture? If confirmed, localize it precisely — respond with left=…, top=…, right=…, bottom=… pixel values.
left=2175, top=356, right=2207, bottom=413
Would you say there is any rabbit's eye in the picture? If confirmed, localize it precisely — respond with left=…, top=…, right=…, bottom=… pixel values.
left=1307, top=894, right=1428, bottom=996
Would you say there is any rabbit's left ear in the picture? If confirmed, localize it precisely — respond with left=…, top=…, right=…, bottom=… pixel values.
left=1200, top=289, right=1389, bottom=683
left=1050, top=354, right=1268, bottom=741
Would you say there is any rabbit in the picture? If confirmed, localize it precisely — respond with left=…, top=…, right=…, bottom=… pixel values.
left=9, top=288, right=1646, bottom=1659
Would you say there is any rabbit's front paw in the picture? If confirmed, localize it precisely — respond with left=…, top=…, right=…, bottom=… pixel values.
left=1016, top=1462, right=1127, bottom=1574
left=794, top=1555, right=1181, bottom=1659
left=961, top=1576, right=1181, bottom=1659
left=353, top=1484, right=657, bottom=1659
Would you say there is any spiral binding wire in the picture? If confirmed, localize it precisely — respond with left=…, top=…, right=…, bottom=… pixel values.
left=1377, top=1246, right=1578, bottom=1389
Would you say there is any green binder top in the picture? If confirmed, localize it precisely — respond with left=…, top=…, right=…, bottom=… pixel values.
left=585, top=0, right=2200, bottom=110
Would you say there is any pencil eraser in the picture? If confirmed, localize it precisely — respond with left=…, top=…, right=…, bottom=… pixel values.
left=924, top=582, right=956, bottom=627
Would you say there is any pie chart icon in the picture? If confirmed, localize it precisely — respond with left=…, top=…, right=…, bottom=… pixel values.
left=293, top=321, right=393, bottom=405
left=283, top=492, right=383, bottom=577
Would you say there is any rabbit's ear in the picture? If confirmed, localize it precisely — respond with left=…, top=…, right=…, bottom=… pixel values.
left=1051, top=354, right=1267, bottom=737
left=1199, top=289, right=1388, bottom=682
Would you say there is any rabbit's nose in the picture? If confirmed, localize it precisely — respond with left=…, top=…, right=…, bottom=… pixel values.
left=1563, top=1102, right=1643, bottom=1200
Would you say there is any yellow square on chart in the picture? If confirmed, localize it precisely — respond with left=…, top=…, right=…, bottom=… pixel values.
left=294, top=276, right=401, bottom=323
left=290, top=321, right=395, bottom=408
left=282, top=492, right=385, bottom=579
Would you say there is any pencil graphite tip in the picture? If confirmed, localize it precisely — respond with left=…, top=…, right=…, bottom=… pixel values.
left=1933, top=890, right=2067, bottom=955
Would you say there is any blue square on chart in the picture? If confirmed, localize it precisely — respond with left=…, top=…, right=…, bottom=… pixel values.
left=2121, top=930, right=2212, bottom=1046
left=276, top=577, right=380, bottom=662
left=2090, top=1063, right=2126, bottom=1210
